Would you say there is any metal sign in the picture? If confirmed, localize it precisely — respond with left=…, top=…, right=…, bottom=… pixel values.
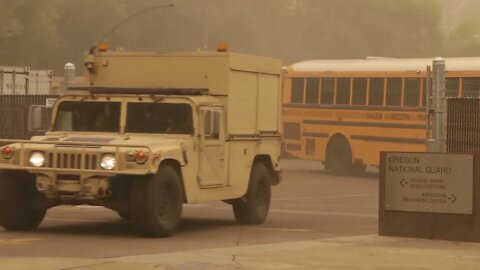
left=385, top=153, right=473, bottom=214
left=45, top=98, right=56, bottom=108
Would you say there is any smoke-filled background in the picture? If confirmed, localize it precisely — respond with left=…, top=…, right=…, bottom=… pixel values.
left=0, top=0, right=478, bottom=73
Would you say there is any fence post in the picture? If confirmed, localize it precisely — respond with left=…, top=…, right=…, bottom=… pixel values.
left=427, top=57, right=447, bottom=152
left=0, top=69, right=3, bottom=95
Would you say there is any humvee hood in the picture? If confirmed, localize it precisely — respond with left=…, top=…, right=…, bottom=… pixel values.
left=39, top=135, right=185, bottom=148
left=63, top=137, right=116, bottom=143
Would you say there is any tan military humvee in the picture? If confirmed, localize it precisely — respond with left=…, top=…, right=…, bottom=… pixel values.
left=0, top=45, right=282, bottom=237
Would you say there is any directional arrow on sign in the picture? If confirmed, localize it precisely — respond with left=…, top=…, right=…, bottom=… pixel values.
left=400, top=178, right=408, bottom=188
left=448, top=194, right=457, bottom=204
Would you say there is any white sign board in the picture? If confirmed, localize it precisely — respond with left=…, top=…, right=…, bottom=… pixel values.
left=45, top=98, right=56, bottom=108
left=385, top=153, right=473, bottom=214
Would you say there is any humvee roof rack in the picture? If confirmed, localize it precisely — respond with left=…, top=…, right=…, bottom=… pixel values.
left=69, top=87, right=209, bottom=95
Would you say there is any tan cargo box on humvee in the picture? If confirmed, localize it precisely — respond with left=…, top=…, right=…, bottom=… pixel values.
left=0, top=45, right=282, bottom=237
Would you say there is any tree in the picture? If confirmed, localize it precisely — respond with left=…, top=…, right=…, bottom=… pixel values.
left=0, top=0, right=61, bottom=69
left=444, top=18, right=480, bottom=56
left=299, top=0, right=443, bottom=60
left=0, top=0, right=452, bottom=73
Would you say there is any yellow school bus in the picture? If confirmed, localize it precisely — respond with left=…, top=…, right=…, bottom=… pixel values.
left=282, top=57, right=480, bottom=174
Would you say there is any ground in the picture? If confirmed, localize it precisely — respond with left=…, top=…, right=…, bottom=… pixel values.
left=0, top=159, right=478, bottom=269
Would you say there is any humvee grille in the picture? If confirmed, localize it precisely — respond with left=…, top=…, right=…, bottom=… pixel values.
left=46, top=152, right=99, bottom=170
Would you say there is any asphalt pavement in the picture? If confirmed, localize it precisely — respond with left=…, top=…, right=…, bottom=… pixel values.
left=1, top=159, right=480, bottom=269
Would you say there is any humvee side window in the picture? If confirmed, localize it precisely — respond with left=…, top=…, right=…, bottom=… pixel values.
left=203, top=109, right=221, bottom=140
left=54, top=101, right=120, bottom=132
left=126, top=102, right=193, bottom=134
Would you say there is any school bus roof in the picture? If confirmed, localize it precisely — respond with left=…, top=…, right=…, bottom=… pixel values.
left=289, top=57, right=480, bottom=73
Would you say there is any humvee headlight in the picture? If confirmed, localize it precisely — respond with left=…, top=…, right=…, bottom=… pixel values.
left=29, top=152, right=45, bottom=167
left=100, top=154, right=116, bottom=170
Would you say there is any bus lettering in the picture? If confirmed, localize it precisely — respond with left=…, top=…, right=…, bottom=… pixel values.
left=390, top=113, right=409, bottom=120
left=366, top=113, right=382, bottom=119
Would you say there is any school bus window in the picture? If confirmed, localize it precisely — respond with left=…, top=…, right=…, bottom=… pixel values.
left=336, top=78, right=350, bottom=105
left=291, top=77, right=305, bottom=103
left=386, top=78, right=402, bottom=106
left=421, top=78, right=426, bottom=107
left=305, top=78, right=319, bottom=104
left=404, top=78, right=420, bottom=107
left=446, top=77, right=460, bottom=97
left=462, top=77, right=480, bottom=97
left=352, top=78, right=367, bottom=105
left=368, top=78, right=385, bottom=106
left=321, top=78, right=335, bottom=105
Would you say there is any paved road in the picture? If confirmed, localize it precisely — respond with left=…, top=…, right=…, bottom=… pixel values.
left=1, top=159, right=479, bottom=269
left=0, top=159, right=378, bottom=257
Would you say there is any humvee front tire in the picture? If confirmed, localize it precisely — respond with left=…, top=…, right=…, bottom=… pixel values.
left=130, top=165, right=183, bottom=237
left=0, top=170, right=46, bottom=231
left=233, top=163, right=271, bottom=224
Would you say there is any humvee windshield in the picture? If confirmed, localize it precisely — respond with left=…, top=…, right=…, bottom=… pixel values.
left=54, top=101, right=121, bottom=132
left=54, top=101, right=193, bottom=134
left=126, top=103, right=193, bottom=134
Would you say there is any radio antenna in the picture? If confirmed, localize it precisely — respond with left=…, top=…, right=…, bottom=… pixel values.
left=99, top=3, right=174, bottom=43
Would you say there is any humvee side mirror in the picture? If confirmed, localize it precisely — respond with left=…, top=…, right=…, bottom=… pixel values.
left=28, top=105, right=49, bottom=131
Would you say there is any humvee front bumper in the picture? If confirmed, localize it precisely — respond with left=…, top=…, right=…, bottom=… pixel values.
left=0, top=139, right=157, bottom=199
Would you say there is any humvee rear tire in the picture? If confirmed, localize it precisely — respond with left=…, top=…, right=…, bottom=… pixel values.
left=117, top=210, right=131, bottom=221
left=130, top=165, right=183, bottom=237
left=233, top=163, right=271, bottom=224
left=0, top=170, right=46, bottom=231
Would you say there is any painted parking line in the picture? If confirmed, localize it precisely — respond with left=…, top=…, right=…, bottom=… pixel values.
left=320, top=193, right=376, bottom=199
left=53, top=205, right=106, bottom=210
left=272, top=193, right=375, bottom=201
left=272, top=197, right=317, bottom=201
left=0, top=238, right=41, bottom=246
left=44, top=217, right=104, bottom=223
left=247, top=227, right=312, bottom=233
left=186, top=204, right=377, bottom=218
left=269, top=208, right=376, bottom=218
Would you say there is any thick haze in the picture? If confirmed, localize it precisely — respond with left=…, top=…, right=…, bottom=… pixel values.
left=0, top=0, right=479, bottom=73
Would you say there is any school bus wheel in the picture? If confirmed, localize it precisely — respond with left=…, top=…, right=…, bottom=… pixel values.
left=325, top=136, right=354, bottom=175
left=352, top=163, right=367, bottom=175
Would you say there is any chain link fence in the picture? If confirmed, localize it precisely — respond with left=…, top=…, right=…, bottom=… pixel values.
left=0, top=95, right=57, bottom=140
left=447, top=98, right=480, bottom=154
